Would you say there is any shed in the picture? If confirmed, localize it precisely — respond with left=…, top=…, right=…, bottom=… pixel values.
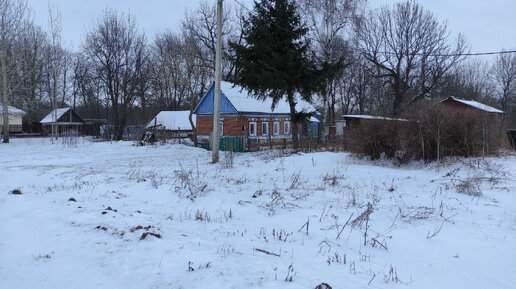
left=439, top=96, right=504, bottom=114
left=146, top=110, right=196, bottom=139
left=83, top=119, right=110, bottom=137
left=343, top=114, right=411, bottom=128
left=0, top=106, right=26, bottom=133
left=40, top=107, right=85, bottom=136
left=325, top=120, right=346, bottom=139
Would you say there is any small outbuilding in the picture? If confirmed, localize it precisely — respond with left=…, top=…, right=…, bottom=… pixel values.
left=40, top=107, right=85, bottom=136
left=439, top=96, right=504, bottom=115
left=0, top=106, right=26, bottom=133
left=343, top=114, right=411, bottom=128
left=146, top=110, right=196, bottom=139
left=83, top=119, right=110, bottom=137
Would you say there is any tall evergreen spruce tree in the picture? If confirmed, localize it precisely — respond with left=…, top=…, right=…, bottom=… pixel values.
left=230, top=0, right=337, bottom=149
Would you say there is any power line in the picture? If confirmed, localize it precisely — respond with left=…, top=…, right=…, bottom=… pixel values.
left=231, top=0, right=516, bottom=58
left=357, top=49, right=516, bottom=58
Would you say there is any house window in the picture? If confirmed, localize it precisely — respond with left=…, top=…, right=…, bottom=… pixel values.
left=262, top=121, right=268, bottom=135
left=219, top=121, right=224, bottom=136
left=284, top=121, right=290, bottom=134
left=273, top=121, right=280, bottom=135
left=249, top=122, right=257, bottom=136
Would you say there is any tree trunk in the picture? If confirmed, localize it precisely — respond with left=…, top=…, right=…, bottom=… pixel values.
left=114, top=116, right=126, bottom=140
left=53, top=68, right=58, bottom=140
left=392, top=95, right=403, bottom=117
left=392, top=77, right=403, bottom=117
left=189, top=93, right=197, bottom=146
left=288, top=92, right=299, bottom=150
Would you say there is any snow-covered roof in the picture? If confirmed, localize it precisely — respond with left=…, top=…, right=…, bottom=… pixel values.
left=220, top=81, right=317, bottom=114
left=0, top=106, right=26, bottom=116
left=146, top=110, right=195, bottom=130
left=40, top=108, right=71, bottom=123
left=442, top=96, right=504, bottom=114
left=342, top=114, right=410, bottom=122
left=309, top=116, right=320, bottom=123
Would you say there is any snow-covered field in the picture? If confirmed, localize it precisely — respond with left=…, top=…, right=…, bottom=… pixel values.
left=1, top=138, right=515, bottom=289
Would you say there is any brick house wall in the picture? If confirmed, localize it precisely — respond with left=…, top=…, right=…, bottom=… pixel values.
left=197, top=116, right=245, bottom=136
left=197, top=115, right=291, bottom=137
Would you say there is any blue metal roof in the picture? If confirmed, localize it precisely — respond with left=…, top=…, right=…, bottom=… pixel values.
left=194, top=83, right=238, bottom=115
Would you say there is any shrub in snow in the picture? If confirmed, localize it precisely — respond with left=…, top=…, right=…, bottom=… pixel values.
left=173, top=164, right=209, bottom=201
left=345, top=105, right=508, bottom=163
left=315, top=283, right=332, bottom=289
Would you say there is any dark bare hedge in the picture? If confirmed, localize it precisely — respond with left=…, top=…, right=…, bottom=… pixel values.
left=345, top=105, right=508, bottom=163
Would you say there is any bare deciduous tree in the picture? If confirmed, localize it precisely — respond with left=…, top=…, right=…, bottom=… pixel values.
left=438, top=59, right=493, bottom=102
left=492, top=50, right=516, bottom=122
left=1, top=0, right=31, bottom=143
left=46, top=3, right=63, bottom=140
left=182, top=1, right=243, bottom=80
left=151, top=32, right=188, bottom=111
left=300, top=0, right=364, bottom=127
left=181, top=34, right=211, bottom=146
left=83, top=10, right=147, bottom=140
left=356, top=0, right=466, bottom=116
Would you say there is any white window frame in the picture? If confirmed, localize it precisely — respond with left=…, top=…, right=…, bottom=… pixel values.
left=284, top=121, right=290, bottom=134
left=273, top=121, right=280, bottom=135
left=219, top=121, right=224, bottom=136
left=249, top=122, right=257, bottom=136
left=262, top=121, right=269, bottom=136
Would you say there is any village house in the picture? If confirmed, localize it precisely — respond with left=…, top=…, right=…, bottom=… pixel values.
left=146, top=110, right=196, bottom=139
left=0, top=106, right=26, bottom=134
left=40, top=107, right=85, bottom=136
left=194, top=81, right=319, bottom=150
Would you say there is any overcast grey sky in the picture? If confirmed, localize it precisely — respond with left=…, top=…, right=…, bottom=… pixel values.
left=26, top=0, right=516, bottom=56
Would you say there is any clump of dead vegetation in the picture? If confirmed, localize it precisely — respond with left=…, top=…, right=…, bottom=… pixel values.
left=9, top=189, right=22, bottom=195
left=173, top=162, right=209, bottom=200
left=130, top=225, right=162, bottom=240
left=454, top=179, right=483, bottom=197
left=179, top=208, right=234, bottom=223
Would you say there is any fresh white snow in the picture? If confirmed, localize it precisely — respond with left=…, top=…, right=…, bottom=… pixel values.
left=0, top=106, right=27, bottom=116
left=444, top=96, right=504, bottom=114
left=40, top=108, right=72, bottom=123
left=221, top=81, right=317, bottom=114
left=1, top=138, right=515, bottom=289
left=146, top=111, right=195, bottom=130
left=342, top=115, right=411, bottom=122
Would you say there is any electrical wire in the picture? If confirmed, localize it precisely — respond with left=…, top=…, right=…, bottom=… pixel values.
left=231, top=0, right=516, bottom=58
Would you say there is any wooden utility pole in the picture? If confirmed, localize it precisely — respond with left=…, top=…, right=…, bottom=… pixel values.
left=212, top=0, right=223, bottom=163
left=1, top=49, right=8, bottom=143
